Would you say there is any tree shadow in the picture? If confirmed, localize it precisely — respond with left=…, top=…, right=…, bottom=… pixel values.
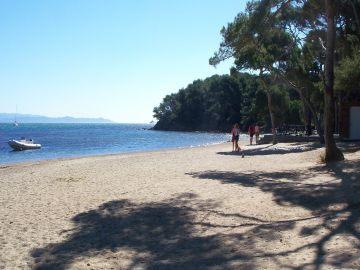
left=188, top=157, right=360, bottom=270
left=29, top=153, right=359, bottom=269
left=217, top=142, right=322, bottom=157
left=31, top=191, right=342, bottom=270
left=337, top=141, right=360, bottom=154
left=31, top=193, right=266, bottom=270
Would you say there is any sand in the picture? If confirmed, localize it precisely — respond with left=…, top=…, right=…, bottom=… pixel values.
left=0, top=142, right=359, bottom=270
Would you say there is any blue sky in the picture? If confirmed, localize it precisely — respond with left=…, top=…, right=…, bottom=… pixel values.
left=0, top=0, right=247, bottom=123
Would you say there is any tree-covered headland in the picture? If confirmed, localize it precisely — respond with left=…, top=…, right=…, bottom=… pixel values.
left=153, top=0, right=360, bottom=162
left=153, top=71, right=303, bottom=133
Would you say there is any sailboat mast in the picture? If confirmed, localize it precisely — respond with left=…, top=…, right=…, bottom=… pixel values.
left=13, top=105, right=19, bottom=126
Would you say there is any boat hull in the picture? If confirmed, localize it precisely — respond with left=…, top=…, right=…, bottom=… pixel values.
left=8, top=140, right=42, bottom=151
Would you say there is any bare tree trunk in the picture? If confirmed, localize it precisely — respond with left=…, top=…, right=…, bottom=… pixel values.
left=305, top=105, right=312, bottom=135
left=324, top=0, right=344, bottom=162
left=271, top=68, right=324, bottom=143
left=298, top=89, right=324, bottom=143
left=350, top=0, right=360, bottom=35
left=266, top=89, right=277, bottom=144
left=260, top=73, right=277, bottom=144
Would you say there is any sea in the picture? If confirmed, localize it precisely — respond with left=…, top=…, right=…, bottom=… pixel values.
left=0, top=123, right=235, bottom=165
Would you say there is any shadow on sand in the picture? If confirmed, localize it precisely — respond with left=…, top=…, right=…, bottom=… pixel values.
left=217, top=142, right=323, bottom=157
left=187, top=157, right=360, bottom=270
left=30, top=144, right=360, bottom=270
left=31, top=193, right=257, bottom=270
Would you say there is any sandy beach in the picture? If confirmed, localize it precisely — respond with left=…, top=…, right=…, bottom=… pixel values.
left=0, top=142, right=359, bottom=270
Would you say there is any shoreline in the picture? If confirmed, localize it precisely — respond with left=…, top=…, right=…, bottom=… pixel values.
left=1, top=141, right=359, bottom=269
left=0, top=140, right=232, bottom=168
left=1, top=124, right=238, bottom=166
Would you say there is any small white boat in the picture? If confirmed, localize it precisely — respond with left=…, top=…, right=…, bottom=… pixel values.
left=8, top=138, right=41, bottom=151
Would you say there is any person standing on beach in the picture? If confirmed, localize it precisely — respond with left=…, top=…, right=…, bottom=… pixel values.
left=231, top=124, right=236, bottom=151
left=233, top=123, right=241, bottom=151
left=255, top=123, right=260, bottom=144
left=248, top=123, right=255, bottom=145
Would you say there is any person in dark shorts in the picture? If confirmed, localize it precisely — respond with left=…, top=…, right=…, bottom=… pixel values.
left=234, top=123, right=241, bottom=151
left=248, top=123, right=255, bottom=145
left=231, top=124, right=236, bottom=151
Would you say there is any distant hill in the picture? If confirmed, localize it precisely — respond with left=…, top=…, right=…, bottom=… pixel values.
left=0, top=113, right=115, bottom=123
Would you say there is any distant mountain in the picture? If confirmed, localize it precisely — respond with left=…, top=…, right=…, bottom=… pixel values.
left=0, top=113, right=115, bottom=123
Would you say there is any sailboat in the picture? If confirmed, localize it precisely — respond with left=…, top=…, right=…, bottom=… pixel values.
left=13, top=105, right=19, bottom=126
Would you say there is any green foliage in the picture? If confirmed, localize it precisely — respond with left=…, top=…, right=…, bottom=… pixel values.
left=286, top=100, right=304, bottom=125
left=210, top=0, right=360, bottom=141
left=153, top=73, right=303, bottom=132
left=156, top=0, right=360, bottom=136
left=335, top=47, right=360, bottom=99
left=271, top=84, right=290, bottom=127
left=153, top=75, right=246, bottom=132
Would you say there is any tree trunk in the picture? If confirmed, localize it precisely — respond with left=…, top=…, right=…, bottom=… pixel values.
left=271, top=68, right=324, bottom=143
left=350, top=0, right=360, bottom=35
left=298, top=89, right=324, bottom=143
left=259, top=73, right=277, bottom=144
left=305, top=106, right=312, bottom=136
left=324, top=0, right=344, bottom=162
left=266, top=89, right=277, bottom=144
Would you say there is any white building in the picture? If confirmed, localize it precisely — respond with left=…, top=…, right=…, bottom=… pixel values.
left=340, top=103, right=360, bottom=140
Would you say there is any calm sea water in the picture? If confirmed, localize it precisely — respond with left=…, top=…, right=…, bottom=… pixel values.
left=0, top=123, right=234, bottom=165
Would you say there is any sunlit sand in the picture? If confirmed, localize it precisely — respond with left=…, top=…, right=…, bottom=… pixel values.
left=1, top=142, right=359, bottom=269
